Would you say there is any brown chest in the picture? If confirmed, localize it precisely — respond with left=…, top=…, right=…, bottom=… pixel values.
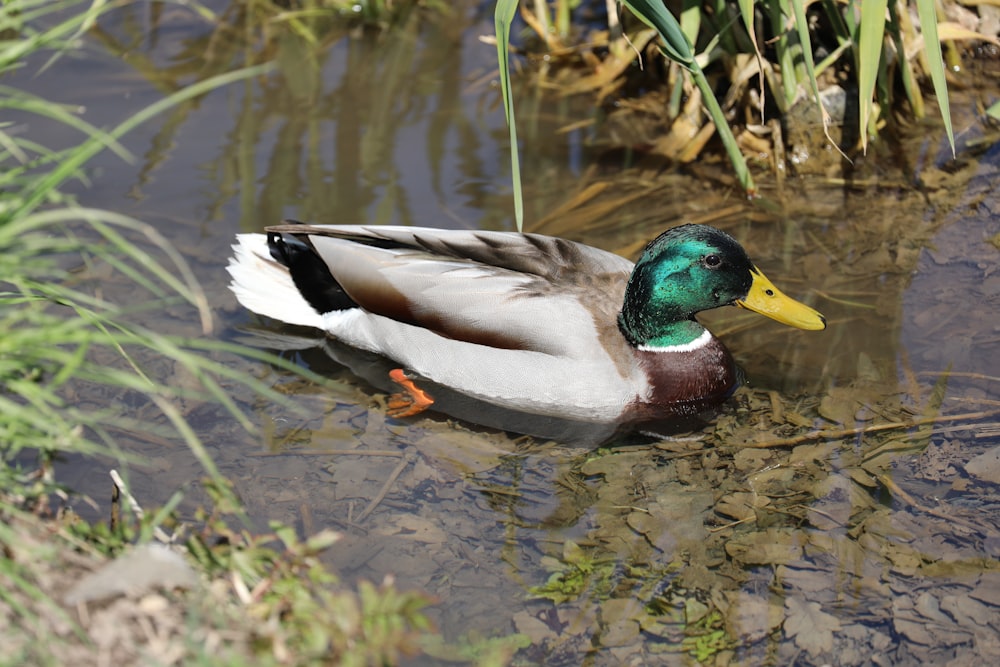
left=628, top=336, right=740, bottom=420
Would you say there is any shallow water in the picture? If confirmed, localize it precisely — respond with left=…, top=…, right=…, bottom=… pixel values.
left=9, top=2, right=1000, bottom=664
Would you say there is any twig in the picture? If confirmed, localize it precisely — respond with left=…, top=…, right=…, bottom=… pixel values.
left=474, top=484, right=523, bottom=497
left=109, top=469, right=173, bottom=543
left=110, top=469, right=144, bottom=519
left=796, top=504, right=843, bottom=528
left=324, top=513, right=368, bottom=535
left=106, top=425, right=179, bottom=449
left=949, top=397, right=1000, bottom=408
left=246, top=449, right=404, bottom=458
left=741, top=409, right=1000, bottom=448
left=708, top=516, right=754, bottom=533
left=355, top=448, right=416, bottom=524
left=299, top=503, right=314, bottom=537
left=812, top=290, right=877, bottom=309
left=930, top=421, right=1000, bottom=436
left=877, top=474, right=984, bottom=534
left=768, top=390, right=784, bottom=425
left=921, top=371, right=1000, bottom=383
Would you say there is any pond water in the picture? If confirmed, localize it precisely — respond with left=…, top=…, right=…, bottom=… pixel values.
left=10, top=1, right=1000, bottom=664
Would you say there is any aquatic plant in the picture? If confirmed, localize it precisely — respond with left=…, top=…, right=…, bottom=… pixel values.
left=494, top=0, right=982, bottom=230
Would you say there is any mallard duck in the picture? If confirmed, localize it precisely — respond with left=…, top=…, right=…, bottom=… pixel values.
left=227, top=222, right=824, bottom=428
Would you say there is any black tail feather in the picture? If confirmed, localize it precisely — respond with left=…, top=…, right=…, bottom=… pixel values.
left=267, top=232, right=357, bottom=314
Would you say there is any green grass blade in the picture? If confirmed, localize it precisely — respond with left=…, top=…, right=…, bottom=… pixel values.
left=0, top=85, right=132, bottom=162
left=494, top=0, right=523, bottom=232
left=736, top=0, right=767, bottom=118
left=0, top=0, right=105, bottom=71
left=621, top=1, right=754, bottom=194
left=914, top=0, right=954, bottom=155
left=790, top=0, right=821, bottom=114
left=679, top=0, right=701, bottom=52
left=13, top=64, right=272, bottom=221
left=767, top=1, right=797, bottom=109
left=5, top=207, right=214, bottom=333
left=857, top=0, right=887, bottom=152
left=620, top=0, right=694, bottom=65
left=887, top=1, right=924, bottom=119
left=987, top=100, right=1000, bottom=122
left=790, top=0, right=846, bottom=159
left=689, top=64, right=755, bottom=194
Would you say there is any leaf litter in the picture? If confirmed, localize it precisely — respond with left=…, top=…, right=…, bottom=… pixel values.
left=423, top=139, right=1000, bottom=664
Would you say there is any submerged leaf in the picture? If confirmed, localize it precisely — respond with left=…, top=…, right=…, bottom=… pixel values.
left=965, top=446, right=1000, bottom=484
left=725, top=528, right=803, bottom=565
left=715, top=492, right=770, bottom=522
left=818, top=386, right=859, bottom=425
left=722, top=592, right=784, bottom=643
left=598, top=598, right=643, bottom=647
left=784, top=596, right=841, bottom=656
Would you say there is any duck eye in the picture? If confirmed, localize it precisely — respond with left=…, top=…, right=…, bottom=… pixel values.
left=703, top=254, right=722, bottom=268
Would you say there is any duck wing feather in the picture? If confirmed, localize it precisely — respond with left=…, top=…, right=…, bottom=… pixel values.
left=268, top=224, right=634, bottom=359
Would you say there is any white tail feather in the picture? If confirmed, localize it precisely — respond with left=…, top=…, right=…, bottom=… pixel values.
left=226, top=234, right=325, bottom=329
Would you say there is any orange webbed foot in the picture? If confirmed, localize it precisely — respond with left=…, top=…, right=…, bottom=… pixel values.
left=386, top=368, right=435, bottom=418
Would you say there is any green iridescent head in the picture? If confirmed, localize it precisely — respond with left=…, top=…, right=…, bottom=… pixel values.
left=618, top=225, right=825, bottom=348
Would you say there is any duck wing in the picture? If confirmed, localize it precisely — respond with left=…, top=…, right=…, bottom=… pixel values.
left=266, top=223, right=634, bottom=358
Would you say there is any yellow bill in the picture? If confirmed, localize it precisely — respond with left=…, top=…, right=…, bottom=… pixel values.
left=736, top=266, right=826, bottom=330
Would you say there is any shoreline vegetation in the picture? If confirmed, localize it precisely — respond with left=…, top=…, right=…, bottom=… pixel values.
left=0, top=1, right=453, bottom=665
left=495, top=0, right=999, bottom=229
left=2, top=1, right=998, bottom=665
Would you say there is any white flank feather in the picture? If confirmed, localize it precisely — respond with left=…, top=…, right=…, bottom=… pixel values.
left=226, top=234, right=325, bottom=329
